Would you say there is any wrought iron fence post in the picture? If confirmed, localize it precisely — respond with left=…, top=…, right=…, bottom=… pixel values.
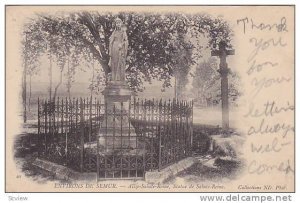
left=37, top=98, right=40, bottom=135
left=190, top=100, right=194, bottom=156
left=89, top=97, right=92, bottom=142
left=96, top=100, right=101, bottom=182
left=44, top=100, right=48, bottom=153
left=158, top=100, right=162, bottom=171
left=37, top=98, right=40, bottom=154
left=80, top=98, right=84, bottom=172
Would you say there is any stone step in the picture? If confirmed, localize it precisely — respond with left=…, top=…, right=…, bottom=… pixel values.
left=32, top=158, right=96, bottom=181
left=145, top=157, right=198, bottom=184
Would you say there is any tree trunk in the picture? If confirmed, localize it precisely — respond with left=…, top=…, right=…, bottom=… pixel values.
left=67, top=57, right=71, bottom=99
left=52, top=65, right=65, bottom=102
left=22, top=34, right=28, bottom=123
left=49, top=51, right=53, bottom=100
left=90, top=57, right=95, bottom=98
left=174, top=76, right=177, bottom=99
left=22, top=66, right=27, bottom=123
left=28, top=74, right=32, bottom=112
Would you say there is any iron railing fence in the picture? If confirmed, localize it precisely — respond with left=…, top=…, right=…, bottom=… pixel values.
left=37, top=97, right=193, bottom=179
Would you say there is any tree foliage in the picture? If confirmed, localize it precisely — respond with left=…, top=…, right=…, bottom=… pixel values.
left=172, top=33, right=194, bottom=98
left=192, top=57, right=241, bottom=106
left=192, top=57, right=218, bottom=99
left=22, top=11, right=233, bottom=93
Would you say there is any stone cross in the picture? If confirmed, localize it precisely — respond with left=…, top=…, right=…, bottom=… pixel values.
left=211, top=41, right=235, bottom=131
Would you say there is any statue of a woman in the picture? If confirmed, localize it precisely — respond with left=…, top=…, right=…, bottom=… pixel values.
left=108, top=18, right=128, bottom=82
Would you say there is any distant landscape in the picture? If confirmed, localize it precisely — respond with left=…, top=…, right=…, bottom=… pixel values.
left=29, top=80, right=175, bottom=99
left=24, top=81, right=175, bottom=122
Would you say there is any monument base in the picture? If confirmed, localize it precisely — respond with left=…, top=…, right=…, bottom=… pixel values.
left=102, top=81, right=132, bottom=102
left=99, top=81, right=137, bottom=152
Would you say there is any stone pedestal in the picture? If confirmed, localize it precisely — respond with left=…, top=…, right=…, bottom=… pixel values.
left=102, top=81, right=132, bottom=102
left=98, top=81, right=137, bottom=153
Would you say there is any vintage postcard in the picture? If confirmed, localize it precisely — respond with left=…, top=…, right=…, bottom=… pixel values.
left=5, top=5, right=295, bottom=192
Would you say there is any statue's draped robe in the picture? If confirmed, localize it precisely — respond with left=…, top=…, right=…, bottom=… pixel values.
left=109, top=28, right=128, bottom=81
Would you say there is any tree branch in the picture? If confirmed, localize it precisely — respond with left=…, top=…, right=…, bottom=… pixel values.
left=81, top=37, right=110, bottom=75
left=78, top=12, right=109, bottom=61
left=52, top=65, right=64, bottom=101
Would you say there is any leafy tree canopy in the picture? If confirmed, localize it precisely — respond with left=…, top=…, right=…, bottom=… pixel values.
left=22, top=11, right=233, bottom=92
left=192, top=57, right=241, bottom=105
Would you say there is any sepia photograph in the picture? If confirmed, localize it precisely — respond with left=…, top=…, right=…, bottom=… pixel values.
left=5, top=5, right=294, bottom=192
